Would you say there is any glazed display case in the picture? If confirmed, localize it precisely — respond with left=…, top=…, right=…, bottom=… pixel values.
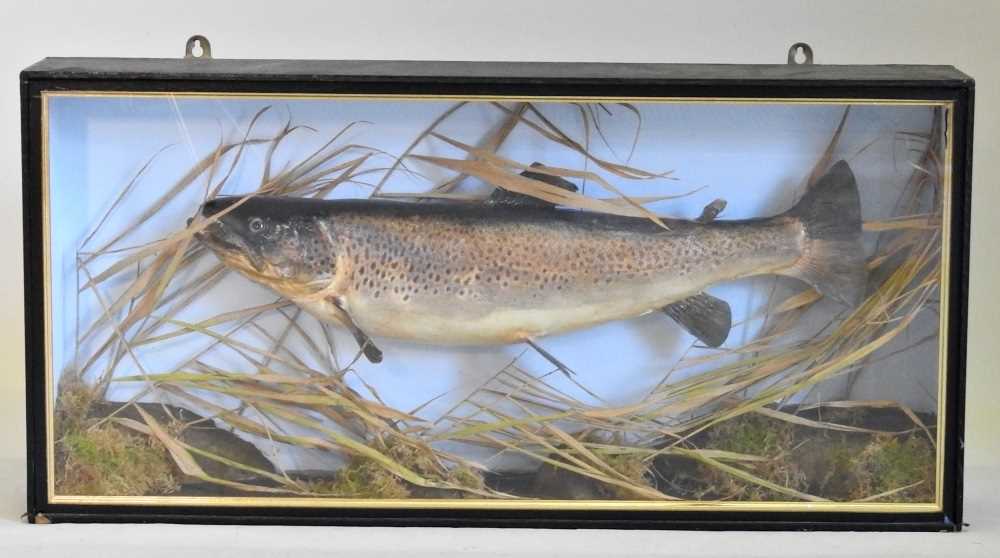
left=20, top=39, right=974, bottom=530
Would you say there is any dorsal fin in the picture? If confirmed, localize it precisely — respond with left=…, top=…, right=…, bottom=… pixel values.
left=487, top=162, right=578, bottom=208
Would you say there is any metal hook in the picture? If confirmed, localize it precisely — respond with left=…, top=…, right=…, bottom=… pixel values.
left=787, top=42, right=814, bottom=65
left=184, top=35, right=213, bottom=59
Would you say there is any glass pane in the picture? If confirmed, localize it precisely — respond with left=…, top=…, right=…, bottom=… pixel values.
left=45, top=94, right=948, bottom=506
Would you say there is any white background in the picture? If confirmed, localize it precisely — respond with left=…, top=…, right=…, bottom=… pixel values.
left=0, top=0, right=998, bottom=555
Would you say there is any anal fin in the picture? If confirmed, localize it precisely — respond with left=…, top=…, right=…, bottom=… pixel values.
left=662, top=292, right=732, bottom=348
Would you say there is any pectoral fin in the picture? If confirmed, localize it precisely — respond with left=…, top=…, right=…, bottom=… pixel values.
left=326, top=297, right=383, bottom=363
left=662, top=292, right=732, bottom=348
left=350, top=327, right=384, bottom=364
left=488, top=162, right=579, bottom=208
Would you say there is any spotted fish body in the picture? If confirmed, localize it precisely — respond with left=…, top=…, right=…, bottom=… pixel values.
left=196, top=161, right=865, bottom=355
left=289, top=205, right=798, bottom=345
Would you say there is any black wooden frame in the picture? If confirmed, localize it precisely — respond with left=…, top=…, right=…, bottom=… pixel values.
left=20, top=58, right=975, bottom=530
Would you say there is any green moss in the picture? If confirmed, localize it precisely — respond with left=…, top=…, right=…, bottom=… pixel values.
left=386, top=440, right=441, bottom=477
left=303, top=438, right=486, bottom=499
left=700, top=414, right=806, bottom=501
left=851, top=435, right=935, bottom=502
left=814, top=441, right=857, bottom=496
left=446, top=464, right=485, bottom=492
left=602, top=453, right=653, bottom=498
left=307, top=457, right=411, bottom=499
left=683, top=413, right=935, bottom=503
left=53, top=383, right=179, bottom=497
left=53, top=383, right=97, bottom=437
left=57, top=424, right=178, bottom=496
left=708, top=414, right=793, bottom=457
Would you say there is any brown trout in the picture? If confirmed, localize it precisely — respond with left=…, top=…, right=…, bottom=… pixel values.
left=195, top=161, right=865, bottom=363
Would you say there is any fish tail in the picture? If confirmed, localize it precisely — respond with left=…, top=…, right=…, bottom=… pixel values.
left=779, top=160, right=867, bottom=306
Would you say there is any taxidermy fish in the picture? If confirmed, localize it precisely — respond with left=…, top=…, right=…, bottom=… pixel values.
left=194, top=161, right=865, bottom=363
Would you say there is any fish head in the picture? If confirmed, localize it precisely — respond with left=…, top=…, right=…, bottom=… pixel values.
left=195, top=196, right=334, bottom=289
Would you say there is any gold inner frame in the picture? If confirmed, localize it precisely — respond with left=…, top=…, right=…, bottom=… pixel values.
left=39, top=91, right=955, bottom=513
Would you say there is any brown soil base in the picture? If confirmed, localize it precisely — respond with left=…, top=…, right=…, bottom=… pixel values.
left=485, top=406, right=936, bottom=502
left=652, top=408, right=935, bottom=502
left=53, top=393, right=936, bottom=503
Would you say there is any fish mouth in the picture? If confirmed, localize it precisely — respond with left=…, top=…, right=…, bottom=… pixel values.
left=192, top=217, right=259, bottom=266
left=201, top=229, right=239, bottom=253
left=191, top=198, right=270, bottom=273
left=192, top=198, right=249, bottom=247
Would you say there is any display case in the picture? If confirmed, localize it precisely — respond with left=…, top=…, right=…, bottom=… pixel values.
left=20, top=41, right=974, bottom=530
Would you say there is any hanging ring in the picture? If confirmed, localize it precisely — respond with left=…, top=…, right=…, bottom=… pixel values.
left=185, top=35, right=213, bottom=59
left=787, top=42, right=814, bottom=65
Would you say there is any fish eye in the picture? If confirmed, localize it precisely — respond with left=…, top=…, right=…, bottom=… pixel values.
left=248, top=217, right=266, bottom=234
